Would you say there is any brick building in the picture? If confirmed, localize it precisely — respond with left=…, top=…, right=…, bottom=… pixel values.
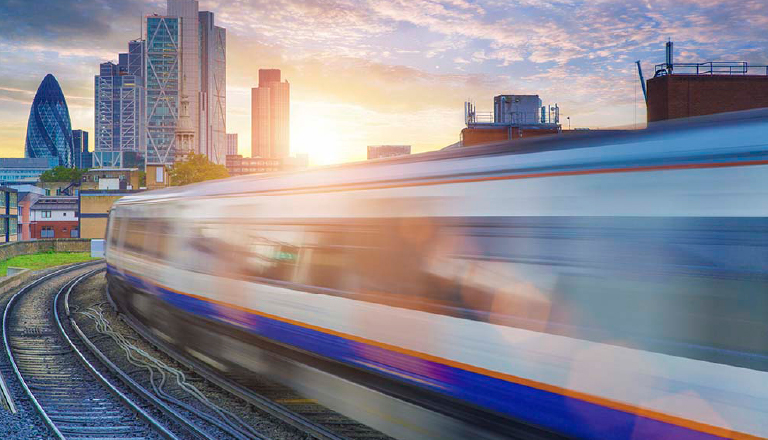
left=29, top=196, right=78, bottom=239
left=647, top=74, right=768, bottom=123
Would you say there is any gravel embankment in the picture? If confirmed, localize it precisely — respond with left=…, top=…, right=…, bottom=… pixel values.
left=69, top=272, right=311, bottom=439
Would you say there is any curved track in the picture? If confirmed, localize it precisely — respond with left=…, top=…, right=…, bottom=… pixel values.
left=2, top=263, right=171, bottom=439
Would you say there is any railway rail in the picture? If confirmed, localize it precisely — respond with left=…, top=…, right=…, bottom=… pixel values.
left=0, top=262, right=269, bottom=439
left=105, top=281, right=392, bottom=440
left=1, top=262, right=172, bottom=439
left=0, top=261, right=395, bottom=439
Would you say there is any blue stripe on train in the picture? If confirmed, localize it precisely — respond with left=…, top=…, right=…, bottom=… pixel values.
left=109, top=265, right=721, bottom=440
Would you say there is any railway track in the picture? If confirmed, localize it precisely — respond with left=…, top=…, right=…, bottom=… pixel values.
left=104, top=281, right=392, bottom=440
left=1, top=263, right=268, bottom=439
left=1, top=263, right=171, bottom=439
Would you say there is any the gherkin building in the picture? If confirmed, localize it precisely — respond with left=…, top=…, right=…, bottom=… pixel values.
left=25, top=74, right=73, bottom=167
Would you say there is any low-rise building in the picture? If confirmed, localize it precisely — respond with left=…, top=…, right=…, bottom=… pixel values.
left=225, top=154, right=309, bottom=176
left=30, top=196, right=78, bottom=239
left=367, top=145, right=411, bottom=160
left=146, top=164, right=170, bottom=190
left=79, top=190, right=140, bottom=239
left=82, top=168, right=140, bottom=190
left=8, top=184, right=45, bottom=241
left=0, top=187, right=19, bottom=243
left=0, top=158, right=54, bottom=183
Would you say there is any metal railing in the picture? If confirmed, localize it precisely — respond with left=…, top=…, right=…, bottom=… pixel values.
left=654, top=61, right=768, bottom=76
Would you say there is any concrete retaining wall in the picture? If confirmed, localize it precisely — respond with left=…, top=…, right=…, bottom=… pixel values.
left=0, top=239, right=91, bottom=261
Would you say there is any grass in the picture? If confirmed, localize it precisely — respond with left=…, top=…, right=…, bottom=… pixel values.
left=0, top=252, right=99, bottom=276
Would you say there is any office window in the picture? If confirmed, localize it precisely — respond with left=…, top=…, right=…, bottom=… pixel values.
left=45, top=189, right=50, bottom=196
left=41, top=227, right=54, bottom=238
left=42, top=211, right=52, bottom=218
left=63, top=212, right=66, bottom=217
left=9, top=221, right=17, bottom=236
left=9, top=193, right=17, bottom=208
left=70, top=228, right=79, bottom=238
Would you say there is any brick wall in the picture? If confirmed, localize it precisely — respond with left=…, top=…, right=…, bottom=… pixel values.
left=0, top=239, right=91, bottom=261
left=30, top=221, right=79, bottom=239
left=647, top=75, right=768, bottom=122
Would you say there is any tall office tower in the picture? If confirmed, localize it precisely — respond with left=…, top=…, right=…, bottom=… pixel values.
left=94, top=40, right=146, bottom=169
left=167, top=0, right=200, bottom=155
left=199, top=11, right=227, bottom=164
left=144, top=15, right=180, bottom=166
left=71, top=130, right=89, bottom=168
left=226, top=133, right=238, bottom=156
left=251, top=69, right=290, bottom=158
left=25, top=74, right=74, bottom=167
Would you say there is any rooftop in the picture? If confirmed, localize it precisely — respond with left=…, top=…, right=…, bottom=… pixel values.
left=0, top=158, right=53, bottom=169
left=31, top=196, right=78, bottom=211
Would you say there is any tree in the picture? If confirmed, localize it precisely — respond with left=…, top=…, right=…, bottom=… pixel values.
left=169, top=153, right=229, bottom=186
left=39, top=166, right=87, bottom=183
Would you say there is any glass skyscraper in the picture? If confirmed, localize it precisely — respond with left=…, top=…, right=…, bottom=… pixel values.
left=25, top=74, right=74, bottom=167
left=145, top=15, right=180, bottom=166
left=94, top=40, right=146, bottom=169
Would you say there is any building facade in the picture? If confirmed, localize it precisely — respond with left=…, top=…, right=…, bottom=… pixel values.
left=367, top=145, right=411, bottom=160
left=145, top=15, right=181, bottom=166
left=199, top=11, right=227, bottom=164
left=0, top=187, right=19, bottom=243
left=11, top=185, right=45, bottom=241
left=647, top=74, right=768, bottom=122
left=94, top=40, right=146, bottom=169
left=226, top=133, right=238, bottom=156
left=30, top=196, right=78, bottom=239
left=79, top=190, right=139, bottom=239
left=72, top=129, right=92, bottom=169
left=167, top=0, right=201, bottom=161
left=94, top=41, right=145, bottom=169
left=25, top=74, right=74, bottom=167
left=251, top=69, right=290, bottom=158
left=0, top=158, right=53, bottom=183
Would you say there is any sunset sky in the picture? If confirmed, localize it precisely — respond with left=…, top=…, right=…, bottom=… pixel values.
left=1, top=0, right=768, bottom=165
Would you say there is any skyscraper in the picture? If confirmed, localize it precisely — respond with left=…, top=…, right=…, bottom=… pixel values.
left=94, top=40, right=145, bottom=168
left=72, top=130, right=92, bottom=168
left=226, top=133, right=238, bottom=156
left=167, top=0, right=200, bottom=158
left=251, top=69, right=290, bottom=158
left=199, top=11, right=227, bottom=164
left=93, top=1, right=225, bottom=167
left=25, top=74, right=74, bottom=167
left=144, top=15, right=180, bottom=166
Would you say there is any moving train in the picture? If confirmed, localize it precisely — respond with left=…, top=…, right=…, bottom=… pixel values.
left=106, top=109, right=768, bottom=439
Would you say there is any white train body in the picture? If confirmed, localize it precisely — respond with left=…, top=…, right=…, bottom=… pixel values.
left=107, top=109, right=768, bottom=439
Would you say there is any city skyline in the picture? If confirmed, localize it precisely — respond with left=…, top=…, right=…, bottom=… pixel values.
left=3, top=0, right=768, bottom=165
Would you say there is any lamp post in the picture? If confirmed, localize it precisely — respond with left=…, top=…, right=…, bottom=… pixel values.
left=567, top=116, right=571, bottom=130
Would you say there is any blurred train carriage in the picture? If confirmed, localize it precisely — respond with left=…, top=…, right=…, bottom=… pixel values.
left=106, top=109, right=768, bottom=440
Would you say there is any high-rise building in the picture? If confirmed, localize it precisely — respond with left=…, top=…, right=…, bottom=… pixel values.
left=93, top=1, right=225, bottom=167
left=251, top=69, right=290, bottom=158
left=226, top=133, right=238, bottom=156
left=167, top=0, right=200, bottom=158
left=25, top=74, right=74, bottom=167
left=199, top=11, right=227, bottom=164
left=72, top=130, right=92, bottom=168
left=144, top=15, right=180, bottom=166
left=94, top=40, right=145, bottom=169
